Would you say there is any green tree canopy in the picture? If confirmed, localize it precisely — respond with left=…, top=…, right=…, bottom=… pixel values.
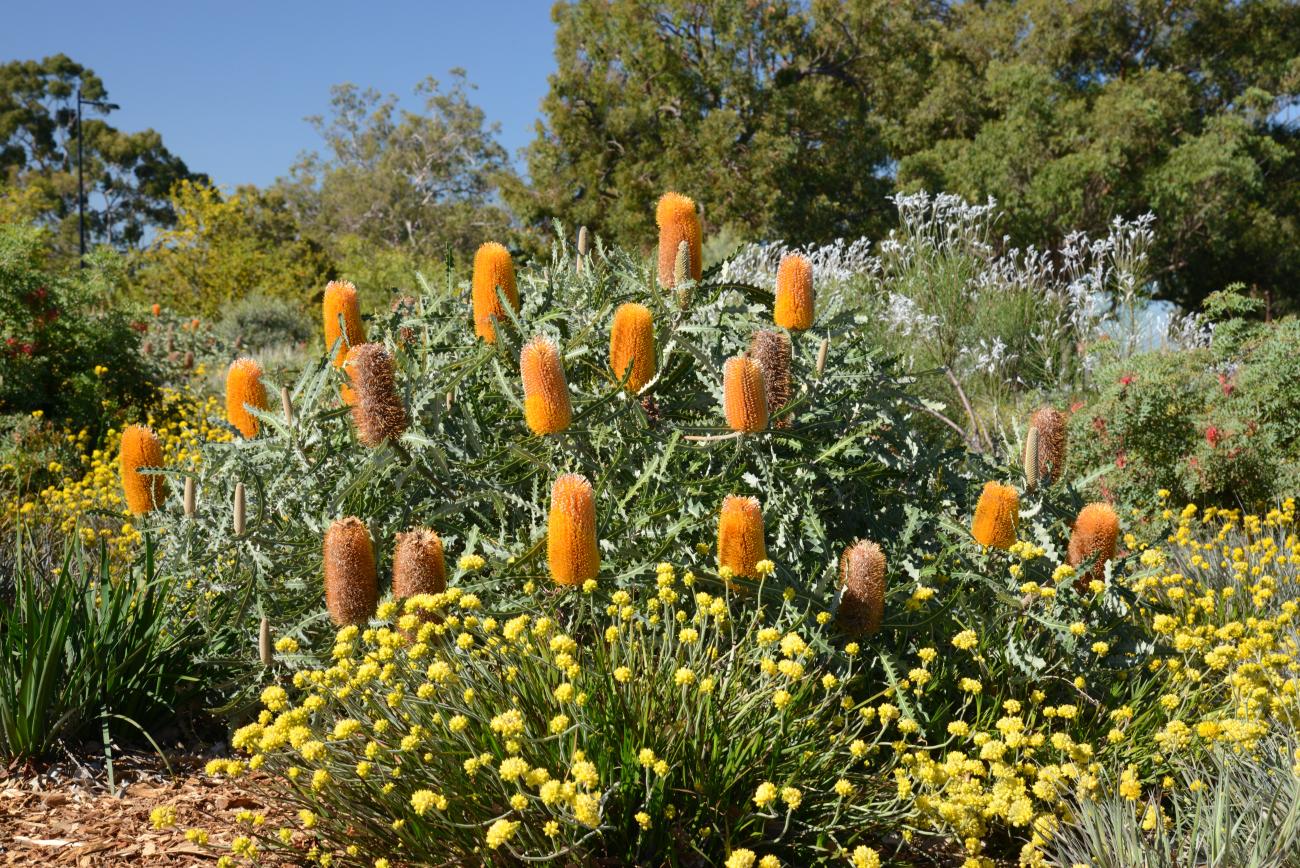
left=275, top=71, right=516, bottom=264
left=0, top=54, right=204, bottom=258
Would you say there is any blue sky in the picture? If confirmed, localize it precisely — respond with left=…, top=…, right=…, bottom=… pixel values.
left=4, top=0, right=558, bottom=188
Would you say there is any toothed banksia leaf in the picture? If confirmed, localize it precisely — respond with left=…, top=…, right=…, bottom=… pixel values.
left=225, top=357, right=268, bottom=439
left=392, top=527, right=447, bottom=599
left=718, top=494, right=766, bottom=578
left=521, top=335, right=572, bottom=435
left=656, top=192, right=701, bottom=288
left=472, top=241, right=519, bottom=344
left=548, top=474, right=599, bottom=586
left=345, top=343, right=409, bottom=447
left=609, top=303, right=655, bottom=393
left=1068, top=502, right=1119, bottom=587
left=723, top=355, right=768, bottom=432
left=120, top=424, right=166, bottom=514
left=324, top=517, right=378, bottom=626
left=774, top=253, right=814, bottom=331
left=838, top=539, right=887, bottom=635
left=971, top=481, right=1020, bottom=549
left=322, top=280, right=365, bottom=368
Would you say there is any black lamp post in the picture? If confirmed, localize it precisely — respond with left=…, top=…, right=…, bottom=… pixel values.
left=76, top=89, right=120, bottom=267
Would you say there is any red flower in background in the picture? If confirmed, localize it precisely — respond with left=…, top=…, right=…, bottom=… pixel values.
left=1205, top=426, right=1223, bottom=448
left=1119, top=374, right=1135, bottom=387
left=1218, top=373, right=1235, bottom=396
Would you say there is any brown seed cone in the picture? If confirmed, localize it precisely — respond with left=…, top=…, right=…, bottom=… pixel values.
left=609, top=303, right=655, bottom=393
left=749, top=330, right=792, bottom=428
left=392, top=527, right=448, bottom=598
left=344, top=343, right=408, bottom=447
left=718, top=495, right=766, bottom=578
left=120, top=424, right=167, bottom=515
left=774, top=254, right=814, bottom=331
left=392, top=295, right=418, bottom=345
left=471, top=242, right=519, bottom=343
left=548, top=474, right=600, bottom=586
left=1029, top=406, right=1067, bottom=483
left=521, top=335, right=573, bottom=435
left=324, top=517, right=378, bottom=626
left=838, top=540, right=887, bottom=635
left=656, top=192, right=702, bottom=288
left=971, top=481, right=1020, bottom=549
left=1068, top=502, right=1120, bottom=589
left=722, top=355, right=768, bottom=432
left=225, top=357, right=268, bottom=438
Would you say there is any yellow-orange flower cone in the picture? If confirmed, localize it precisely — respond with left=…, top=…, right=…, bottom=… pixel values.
left=1068, top=502, right=1119, bottom=587
left=656, top=192, right=701, bottom=288
left=718, top=495, right=766, bottom=578
left=838, top=540, right=886, bottom=635
left=971, top=481, right=1019, bottom=549
left=392, top=527, right=447, bottom=599
left=723, top=355, right=768, bottom=432
left=609, top=303, right=655, bottom=393
left=472, top=242, right=519, bottom=343
left=548, top=474, right=599, bottom=586
left=521, top=335, right=572, bottom=435
left=225, top=357, right=268, bottom=438
left=324, top=517, right=378, bottom=626
left=322, top=280, right=365, bottom=368
left=120, top=424, right=166, bottom=515
left=774, top=254, right=814, bottom=330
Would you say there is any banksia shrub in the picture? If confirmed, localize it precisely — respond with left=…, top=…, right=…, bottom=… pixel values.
left=656, top=192, right=701, bottom=288
left=1028, top=406, right=1067, bottom=483
left=120, top=424, right=166, bottom=514
left=322, top=280, right=365, bottom=367
left=749, top=330, right=791, bottom=427
left=1068, top=502, right=1120, bottom=586
left=723, top=355, right=768, bottom=432
left=609, top=303, right=655, bottom=393
left=324, top=517, right=378, bottom=626
left=392, top=528, right=447, bottom=598
left=344, top=343, right=408, bottom=447
left=548, top=474, right=599, bottom=586
left=521, top=335, right=572, bottom=435
left=225, top=357, right=268, bottom=438
left=472, top=241, right=519, bottom=343
left=838, top=540, right=887, bottom=635
left=774, top=254, right=814, bottom=331
left=718, top=495, right=766, bottom=578
left=971, top=481, right=1019, bottom=549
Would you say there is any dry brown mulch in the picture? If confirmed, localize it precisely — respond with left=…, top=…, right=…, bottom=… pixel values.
left=0, top=750, right=297, bottom=866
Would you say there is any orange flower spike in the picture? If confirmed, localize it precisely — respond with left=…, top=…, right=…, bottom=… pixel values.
left=722, top=355, right=768, bottom=432
left=773, top=254, right=814, bottom=331
left=323, top=517, right=378, bottom=626
left=970, top=481, right=1020, bottom=549
left=548, top=474, right=599, bottom=586
left=718, top=495, right=767, bottom=578
left=520, top=335, right=572, bottom=435
left=471, top=242, right=519, bottom=343
left=119, top=424, right=167, bottom=515
left=322, top=280, right=365, bottom=367
left=609, top=303, right=655, bottom=393
left=656, top=192, right=702, bottom=288
left=392, top=528, right=448, bottom=599
left=1068, top=502, right=1120, bottom=586
left=225, top=357, right=268, bottom=438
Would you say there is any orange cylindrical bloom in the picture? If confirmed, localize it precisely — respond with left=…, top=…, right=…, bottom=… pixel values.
left=718, top=495, right=766, bottom=578
left=521, top=335, right=572, bottom=435
left=225, top=357, right=268, bottom=438
left=323, top=280, right=365, bottom=367
left=656, top=192, right=701, bottom=288
left=548, top=474, right=599, bottom=586
left=1068, top=502, right=1119, bottom=587
left=723, top=355, right=768, bottom=432
left=472, top=242, right=519, bottom=343
left=120, top=424, right=167, bottom=515
left=971, top=481, right=1020, bottom=549
left=609, top=303, right=655, bottom=393
left=773, top=254, right=813, bottom=330
left=392, top=527, right=447, bottom=599
left=324, top=517, right=378, bottom=626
